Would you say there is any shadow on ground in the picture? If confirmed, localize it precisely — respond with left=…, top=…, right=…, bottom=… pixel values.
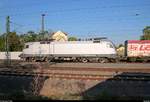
left=82, top=72, right=150, bottom=100
left=0, top=63, right=49, bottom=100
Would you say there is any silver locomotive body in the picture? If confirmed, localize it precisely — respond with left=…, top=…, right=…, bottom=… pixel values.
left=20, top=39, right=117, bottom=63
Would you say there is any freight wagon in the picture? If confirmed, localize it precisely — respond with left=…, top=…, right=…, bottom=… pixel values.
left=19, top=38, right=117, bottom=63
left=124, top=40, right=150, bottom=62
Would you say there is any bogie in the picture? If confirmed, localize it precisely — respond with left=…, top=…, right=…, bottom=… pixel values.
left=98, top=58, right=109, bottom=63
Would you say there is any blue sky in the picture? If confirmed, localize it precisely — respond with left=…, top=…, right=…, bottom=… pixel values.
left=0, top=0, right=150, bottom=45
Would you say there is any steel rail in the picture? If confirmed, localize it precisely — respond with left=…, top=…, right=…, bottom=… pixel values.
left=0, top=70, right=150, bottom=81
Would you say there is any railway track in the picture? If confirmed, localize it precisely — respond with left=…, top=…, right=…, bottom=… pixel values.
left=0, top=62, right=150, bottom=81
left=1, top=65, right=150, bottom=74
left=43, top=67, right=150, bottom=73
left=21, top=61, right=150, bottom=65
left=0, top=67, right=150, bottom=81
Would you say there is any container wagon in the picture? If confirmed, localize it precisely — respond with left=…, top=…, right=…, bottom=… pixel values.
left=124, top=40, right=150, bottom=62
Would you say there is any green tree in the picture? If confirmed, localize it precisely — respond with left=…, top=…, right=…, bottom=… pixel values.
left=118, top=44, right=124, bottom=48
left=8, top=32, right=23, bottom=51
left=140, top=26, right=150, bottom=40
left=0, top=34, right=5, bottom=51
left=68, top=36, right=77, bottom=41
left=22, top=31, right=38, bottom=42
left=38, top=30, right=53, bottom=41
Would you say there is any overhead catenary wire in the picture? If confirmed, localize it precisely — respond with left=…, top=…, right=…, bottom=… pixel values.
left=0, top=3, right=149, bottom=18
left=0, top=3, right=149, bottom=11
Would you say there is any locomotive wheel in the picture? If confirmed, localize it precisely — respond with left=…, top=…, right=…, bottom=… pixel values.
left=98, top=58, right=108, bottom=63
left=44, top=57, right=48, bottom=62
left=113, top=59, right=119, bottom=63
left=25, top=57, right=29, bottom=62
left=31, top=57, right=36, bottom=62
left=48, top=57, right=53, bottom=63
left=82, top=58, right=88, bottom=63
left=26, top=57, right=33, bottom=62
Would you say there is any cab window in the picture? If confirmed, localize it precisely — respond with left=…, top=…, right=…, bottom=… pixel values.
left=106, top=43, right=113, bottom=48
left=93, top=40, right=100, bottom=43
left=40, top=41, right=45, bottom=44
left=25, top=45, right=29, bottom=48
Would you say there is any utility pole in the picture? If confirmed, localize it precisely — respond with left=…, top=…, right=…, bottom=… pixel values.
left=5, top=16, right=11, bottom=66
left=41, top=14, right=45, bottom=40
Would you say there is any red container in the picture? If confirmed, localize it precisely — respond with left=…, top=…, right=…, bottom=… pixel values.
left=125, top=40, right=150, bottom=57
